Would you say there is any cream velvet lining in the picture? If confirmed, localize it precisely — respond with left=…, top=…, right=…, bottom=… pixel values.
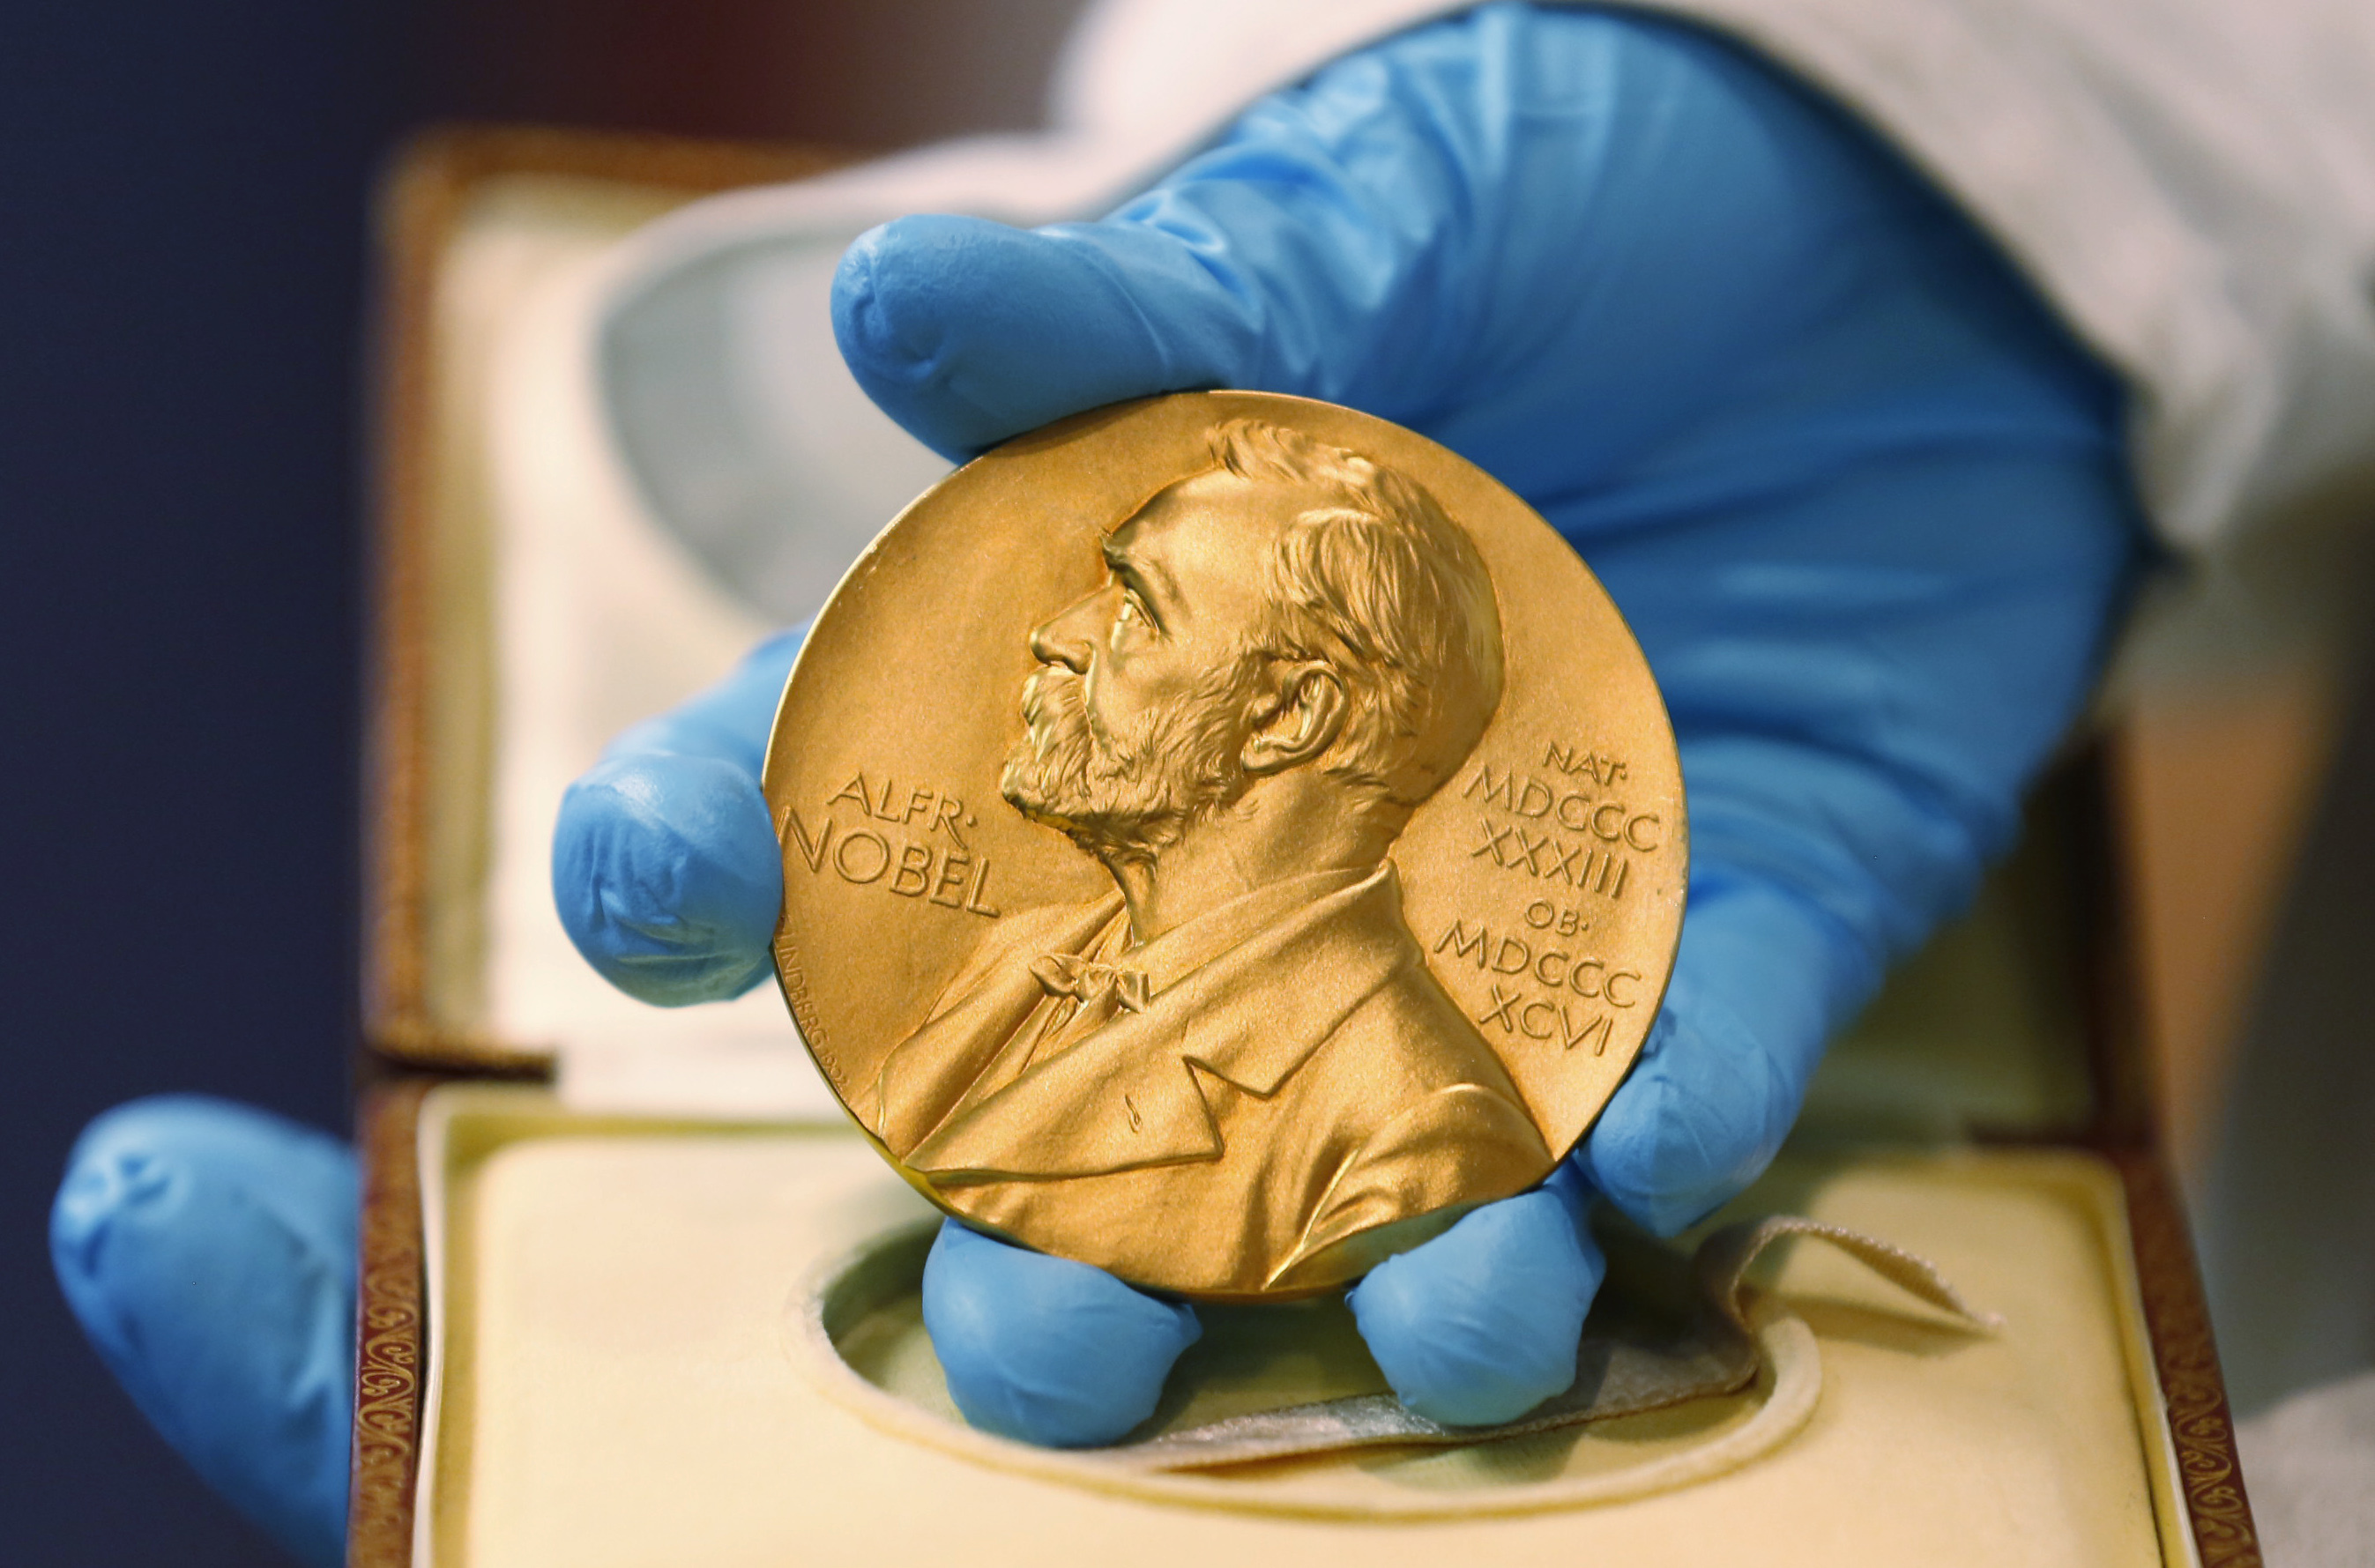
left=408, top=173, right=838, bottom=1106
left=413, top=1086, right=2191, bottom=1567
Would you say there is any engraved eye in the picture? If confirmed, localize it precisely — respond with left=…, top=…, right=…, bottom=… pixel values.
left=1116, top=594, right=1144, bottom=627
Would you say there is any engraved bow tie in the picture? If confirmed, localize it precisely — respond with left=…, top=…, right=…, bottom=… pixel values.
left=1030, top=953, right=1151, bottom=1014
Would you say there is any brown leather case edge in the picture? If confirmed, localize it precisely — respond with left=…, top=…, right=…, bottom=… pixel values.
left=351, top=1078, right=431, bottom=1568
left=2117, top=1148, right=2264, bottom=1566
left=2070, top=740, right=2263, bottom=1564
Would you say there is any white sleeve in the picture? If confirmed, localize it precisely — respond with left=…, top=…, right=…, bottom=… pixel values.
left=595, top=0, right=2375, bottom=615
left=1632, top=0, right=2375, bottom=551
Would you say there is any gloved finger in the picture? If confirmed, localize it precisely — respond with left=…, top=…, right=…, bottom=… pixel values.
left=1348, top=1163, right=1604, bottom=1426
left=1575, top=443, right=2138, bottom=1235
left=828, top=21, right=1483, bottom=457
left=921, top=1219, right=1201, bottom=1447
left=552, top=628, right=802, bottom=1007
left=1582, top=876, right=1865, bottom=1236
left=831, top=197, right=1334, bottom=462
left=555, top=752, right=782, bottom=1005
left=51, top=1096, right=355, bottom=1568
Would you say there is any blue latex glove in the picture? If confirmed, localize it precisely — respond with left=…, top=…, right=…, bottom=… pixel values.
left=557, top=3, right=2135, bottom=1442
left=51, top=1096, right=355, bottom=1568
left=817, top=3, right=2137, bottom=1435
left=552, top=628, right=805, bottom=1006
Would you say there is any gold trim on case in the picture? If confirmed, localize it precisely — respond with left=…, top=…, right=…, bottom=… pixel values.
left=352, top=1080, right=430, bottom=1568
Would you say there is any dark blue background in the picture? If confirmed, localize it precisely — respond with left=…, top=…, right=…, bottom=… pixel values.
left=1, top=3, right=395, bottom=1559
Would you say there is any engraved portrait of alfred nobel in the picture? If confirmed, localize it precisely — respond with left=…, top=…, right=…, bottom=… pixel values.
left=869, top=419, right=1551, bottom=1296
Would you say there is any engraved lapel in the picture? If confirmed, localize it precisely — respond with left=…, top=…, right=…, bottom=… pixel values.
left=905, top=866, right=1412, bottom=1181
left=873, top=894, right=1125, bottom=1156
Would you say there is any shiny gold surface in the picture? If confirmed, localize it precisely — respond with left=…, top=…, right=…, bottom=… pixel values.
left=765, top=393, right=1685, bottom=1297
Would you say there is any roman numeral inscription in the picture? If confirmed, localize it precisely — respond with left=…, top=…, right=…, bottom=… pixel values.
left=1457, top=745, right=1663, bottom=900
left=1434, top=918, right=1639, bottom=1054
left=778, top=770, right=1001, bottom=918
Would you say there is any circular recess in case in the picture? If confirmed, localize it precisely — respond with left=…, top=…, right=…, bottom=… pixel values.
left=786, top=1220, right=1819, bottom=1519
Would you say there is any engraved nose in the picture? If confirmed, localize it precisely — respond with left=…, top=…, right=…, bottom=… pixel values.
left=1029, top=591, right=1101, bottom=672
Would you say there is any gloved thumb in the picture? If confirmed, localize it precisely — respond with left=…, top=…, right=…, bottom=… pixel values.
left=51, top=1096, right=356, bottom=1568
left=551, top=627, right=804, bottom=1008
left=555, top=751, right=783, bottom=1006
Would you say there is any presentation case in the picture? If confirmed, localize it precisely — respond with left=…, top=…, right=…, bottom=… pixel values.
left=349, top=128, right=2261, bottom=1568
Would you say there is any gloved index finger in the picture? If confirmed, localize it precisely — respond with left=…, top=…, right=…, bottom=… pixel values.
left=829, top=9, right=1871, bottom=473
left=828, top=40, right=1504, bottom=459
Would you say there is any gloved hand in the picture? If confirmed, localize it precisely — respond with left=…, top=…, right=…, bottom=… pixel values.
left=828, top=3, right=2135, bottom=1436
left=816, top=3, right=2137, bottom=1435
left=50, top=1096, right=356, bottom=1568
left=54, top=0, right=2143, bottom=1539
left=556, top=3, right=2134, bottom=1444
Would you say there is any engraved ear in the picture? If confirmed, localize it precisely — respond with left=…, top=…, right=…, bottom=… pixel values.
left=1242, top=662, right=1347, bottom=777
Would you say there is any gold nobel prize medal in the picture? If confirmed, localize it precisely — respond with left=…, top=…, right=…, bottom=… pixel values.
left=765, top=393, right=1685, bottom=1300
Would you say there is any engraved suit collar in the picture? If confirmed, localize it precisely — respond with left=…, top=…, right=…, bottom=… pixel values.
left=1122, top=865, right=1368, bottom=996
left=904, top=863, right=1413, bottom=1182
left=869, top=895, right=1123, bottom=1151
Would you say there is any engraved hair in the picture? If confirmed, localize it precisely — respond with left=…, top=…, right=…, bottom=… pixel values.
left=1209, top=419, right=1506, bottom=808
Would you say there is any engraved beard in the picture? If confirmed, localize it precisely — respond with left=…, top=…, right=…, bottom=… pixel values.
left=1001, top=658, right=1260, bottom=866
